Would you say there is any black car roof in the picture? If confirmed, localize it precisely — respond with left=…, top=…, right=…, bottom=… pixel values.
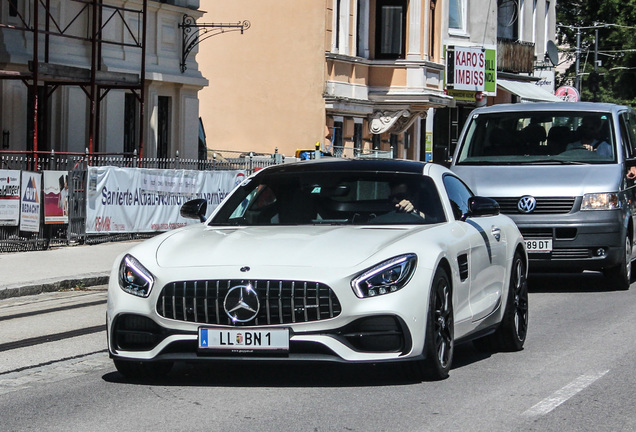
left=261, top=158, right=428, bottom=175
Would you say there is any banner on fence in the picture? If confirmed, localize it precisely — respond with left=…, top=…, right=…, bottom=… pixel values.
left=43, top=170, right=69, bottom=224
left=0, top=169, right=21, bottom=227
left=20, top=171, right=42, bottom=233
left=85, top=166, right=246, bottom=234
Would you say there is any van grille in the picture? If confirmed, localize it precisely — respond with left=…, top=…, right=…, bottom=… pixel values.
left=156, top=279, right=342, bottom=326
left=551, top=249, right=591, bottom=259
left=491, top=197, right=576, bottom=214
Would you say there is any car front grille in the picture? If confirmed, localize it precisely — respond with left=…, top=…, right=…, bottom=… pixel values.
left=549, top=249, right=592, bottom=259
left=156, top=279, right=342, bottom=326
left=519, top=228, right=553, bottom=239
left=492, top=197, right=576, bottom=214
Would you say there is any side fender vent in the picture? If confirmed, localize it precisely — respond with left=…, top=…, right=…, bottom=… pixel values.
left=458, top=254, right=469, bottom=281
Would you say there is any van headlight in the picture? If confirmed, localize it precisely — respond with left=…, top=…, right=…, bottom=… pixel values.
left=351, top=254, right=417, bottom=298
left=119, top=254, right=155, bottom=297
left=581, top=193, right=621, bottom=210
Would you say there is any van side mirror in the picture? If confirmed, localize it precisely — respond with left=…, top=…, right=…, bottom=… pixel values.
left=461, top=196, right=500, bottom=221
left=181, top=198, right=208, bottom=222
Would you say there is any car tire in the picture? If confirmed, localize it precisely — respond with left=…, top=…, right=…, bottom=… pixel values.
left=414, top=267, right=454, bottom=381
left=473, top=251, right=528, bottom=353
left=603, top=235, right=632, bottom=291
left=113, top=359, right=173, bottom=380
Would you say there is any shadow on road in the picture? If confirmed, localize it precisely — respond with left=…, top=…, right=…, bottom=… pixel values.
left=527, top=271, right=629, bottom=293
left=102, top=343, right=494, bottom=387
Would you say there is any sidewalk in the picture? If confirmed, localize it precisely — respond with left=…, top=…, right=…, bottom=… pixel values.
left=0, top=240, right=143, bottom=299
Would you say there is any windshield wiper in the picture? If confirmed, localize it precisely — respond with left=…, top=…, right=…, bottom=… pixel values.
left=527, top=159, right=589, bottom=165
left=311, top=219, right=349, bottom=225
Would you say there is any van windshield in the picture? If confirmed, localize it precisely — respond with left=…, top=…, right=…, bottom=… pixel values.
left=455, top=111, right=616, bottom=165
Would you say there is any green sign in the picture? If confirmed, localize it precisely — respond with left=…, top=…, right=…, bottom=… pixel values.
left=484, top=49, right=497, bottom=94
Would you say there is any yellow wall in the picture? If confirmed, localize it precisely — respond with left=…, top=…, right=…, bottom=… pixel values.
left=197, top=0, right=326, bottom=158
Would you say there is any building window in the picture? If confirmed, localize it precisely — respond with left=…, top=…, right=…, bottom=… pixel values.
left=356, top=0, right=370, bottom=58
left=544, top=1, right=551, bottom=50
left=375, top=0, right=406, bottom=59
left=498, top=0, right=519, bottom=40
left=333, top=0, right=351, bottom=54
left=428, top=0, right=437, bottom=60
left=335, top=0, right=342, bottom=50
left=532, top=0, right=537, bottom=44
left=448, top=0, right=466, bottom=34
left=372, top=133, right=381, bottom=150
left=333, top=120, right=344, bottom=157
left=353, top=122, right=363, bottom=156
left=157, top=96, right=170, bottom=159
left=9, top=0, right=18, bottom=17
left=124, top=93, right=138, bottom=155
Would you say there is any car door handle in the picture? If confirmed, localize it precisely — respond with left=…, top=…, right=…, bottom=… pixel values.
left=491, top=226, right=501, bottom=241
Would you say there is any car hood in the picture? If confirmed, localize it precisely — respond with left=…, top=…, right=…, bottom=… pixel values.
left=452, top=164, right=622, bottom=197
left=155, top=224, right=429, bottom=269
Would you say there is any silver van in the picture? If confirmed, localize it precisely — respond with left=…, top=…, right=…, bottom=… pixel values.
left=450, top=102, right=636, bottom=290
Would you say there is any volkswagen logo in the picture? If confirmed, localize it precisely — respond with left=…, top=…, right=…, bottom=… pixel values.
left=223, top=283, right=260, bottom=323
left=518, top=196, right=537, bottom=213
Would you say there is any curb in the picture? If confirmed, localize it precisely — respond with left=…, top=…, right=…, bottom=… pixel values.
left=0, top=274, right=110, bottom=300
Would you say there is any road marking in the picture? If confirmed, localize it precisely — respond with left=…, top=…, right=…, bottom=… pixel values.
left=523, top=370, right=609, bottom=417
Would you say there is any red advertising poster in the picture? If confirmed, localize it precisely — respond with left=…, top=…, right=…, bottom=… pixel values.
left=43, top=171, right=69, bottom=224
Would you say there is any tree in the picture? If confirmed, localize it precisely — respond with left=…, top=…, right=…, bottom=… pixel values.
left=557, top=0, right=636, bottom=105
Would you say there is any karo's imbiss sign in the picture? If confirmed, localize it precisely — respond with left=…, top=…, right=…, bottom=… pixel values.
left=445, top=45, right=497, bottom=94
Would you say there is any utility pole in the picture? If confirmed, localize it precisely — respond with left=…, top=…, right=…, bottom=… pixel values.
left=575, top=27, right=581, bottom=91
left=559, top=23, right=607, bottom=95
left=593, top=27, right=599, bottom=101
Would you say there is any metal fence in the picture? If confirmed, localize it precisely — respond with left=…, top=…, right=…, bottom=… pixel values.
left=0, top=150, right=281, bottom=253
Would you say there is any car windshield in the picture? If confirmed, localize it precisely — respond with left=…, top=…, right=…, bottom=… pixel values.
left=455, top=111, right=617, bottom=165
left=209, top=171, right=446, bottom=226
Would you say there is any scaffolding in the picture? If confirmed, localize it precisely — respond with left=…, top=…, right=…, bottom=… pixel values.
left=0, top=0, right=147, bottom=164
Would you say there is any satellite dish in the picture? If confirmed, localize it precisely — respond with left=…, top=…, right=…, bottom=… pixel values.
left=546, top=40, right=559, bottom=66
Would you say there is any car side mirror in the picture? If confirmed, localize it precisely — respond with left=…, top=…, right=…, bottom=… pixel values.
left=461, top=196, right=500, bottom=221
left=181, top=198, right=208, bottom=222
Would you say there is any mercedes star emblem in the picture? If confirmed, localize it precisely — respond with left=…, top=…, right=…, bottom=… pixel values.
left=223, top=283, right=260, bottom=323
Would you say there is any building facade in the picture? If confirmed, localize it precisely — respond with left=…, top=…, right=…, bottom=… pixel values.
left=0, top=0, right=207, bottom=161
left=197, top=0, right=559, bottom=162
left=197, top=0, right=453, bottom=160
left=434, top=0, right=560, bottom=162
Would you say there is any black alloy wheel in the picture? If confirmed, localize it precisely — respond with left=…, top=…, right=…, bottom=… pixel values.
left=416, top=267, right=454, bottom=380
left=474, top=250, right=528, bottom=352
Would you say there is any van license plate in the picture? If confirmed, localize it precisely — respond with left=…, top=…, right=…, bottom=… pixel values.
left=525, top=239, right=552, bottom=253
left=198, top=327, right=289, bottom=353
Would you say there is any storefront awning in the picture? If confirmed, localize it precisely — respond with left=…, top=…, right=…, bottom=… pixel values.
left=497, top=79, right=562, bottom=103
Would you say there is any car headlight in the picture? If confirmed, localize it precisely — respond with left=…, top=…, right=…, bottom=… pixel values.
left=581, top=193, right=621, bottom=210
left=119, top=254, right=155, bottom=297
left=351, top=254, right=417, bottom=298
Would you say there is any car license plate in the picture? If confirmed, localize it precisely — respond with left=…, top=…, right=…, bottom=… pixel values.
left=525, top=238, right=552, bottom=253
left=198, top=327, right=289, bottom=353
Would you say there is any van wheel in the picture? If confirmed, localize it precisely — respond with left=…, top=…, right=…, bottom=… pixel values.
left=604, top=235, right=632, bottom=291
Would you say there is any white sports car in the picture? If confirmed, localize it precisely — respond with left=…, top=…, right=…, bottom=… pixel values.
left=107, top=159, right=528, bottom=380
